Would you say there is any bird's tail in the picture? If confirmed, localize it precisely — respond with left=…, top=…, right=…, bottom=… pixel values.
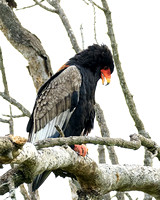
left=32, top=171, right=51, bottom=191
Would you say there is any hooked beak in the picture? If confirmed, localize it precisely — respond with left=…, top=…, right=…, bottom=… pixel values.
left=101, top=68, right=111, bottom=85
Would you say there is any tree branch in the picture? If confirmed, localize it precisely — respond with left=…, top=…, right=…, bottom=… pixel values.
left=0, top=118, right=9, bottom=123
left=0, top=142, right=160, bottom=199
left=0, top=46, right=9, bottom=95
left=95, top=103, right=119, bottom=165
left=35, top=134, right=160, bottom=162
left=32, top=0, right=58, bottom=13
left=100, top=3, right=153, bottom=193
left=35, top=135, right=141, bottom=151
left=1, top=134, right=159, bottom=164
left=100, top=0, right=146, bottom=135
left=0, top=1, right=53, bottom=90
left=46, top=0, right=81, bottom=53
left=0, top=135, right=27, bottom=164
left=0, top=133, right=157, bottom=162
left=0, top=92, right=30, bottom=117
left=95, top=103, right=123, bottom=199
left=19, top=184, right=31, bottom=200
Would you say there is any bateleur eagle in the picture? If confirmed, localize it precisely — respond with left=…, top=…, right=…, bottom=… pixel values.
left=27, top=44, right=114, bottom=191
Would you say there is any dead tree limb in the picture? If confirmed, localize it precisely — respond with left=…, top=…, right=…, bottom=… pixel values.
left=0, top=1, right=53, bottom=90
left=0, top=143, right=160, bottom=199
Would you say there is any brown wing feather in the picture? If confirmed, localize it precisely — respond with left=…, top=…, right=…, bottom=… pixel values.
left=33, top=65, right=82, bottom=134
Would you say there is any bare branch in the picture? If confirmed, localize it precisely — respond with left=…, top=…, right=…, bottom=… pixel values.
left=88, top=0, right=98, bottom=44
left=0, top=92, right=30, bottom=117
left=125, top=192, right=134, bottom=200
left=100, top=0, right=147, bottom=137
left=0, top=46, right=9, bottom=95
left=0, top=118, right=9, bottom=123
left=32, top=0, right=58, bottom=13
left=19, top=184, right=31, bottom=200
left=36, top=134, right=160, bottom=161
left=95, top=103, right=119, bottom=165
left=100, top=0, right=152, bottom=174
left=82, top=0, right=89, bottom=5
left=46, top=0, right=81, bottom=53
left=3, top=114, right=26, bottom=118
left=0, top=133, right=159, bottom=163
left=8, top=176, right=16, bottom=200
left=16, top=2, right=40, bottom=11
left=55, top=125, right=65, bottom=137
left=8, top=105, right=14, bottom=135
left=80, top=24, right=85, bottom=50
left=90, top=1, right=106, bottom=11
left=35, top=135, right=141, bottom=151
left=0, top=46, right=30, bottom=126
left=0, top=2, right=53, bottom=90
left=0, top=143, right=160, bottom=199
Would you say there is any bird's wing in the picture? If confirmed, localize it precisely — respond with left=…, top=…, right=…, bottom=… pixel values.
left=27, top=65, right=82, bottom=143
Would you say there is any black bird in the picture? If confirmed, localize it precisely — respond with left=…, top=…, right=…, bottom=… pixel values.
left=27, top=44, right=114, bottom=191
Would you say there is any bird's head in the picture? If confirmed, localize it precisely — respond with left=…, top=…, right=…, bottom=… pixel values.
left=66, top=44, right=114, bottom=85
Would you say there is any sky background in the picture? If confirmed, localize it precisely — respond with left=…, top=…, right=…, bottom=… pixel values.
left=0, top=0, right=160, bottom=199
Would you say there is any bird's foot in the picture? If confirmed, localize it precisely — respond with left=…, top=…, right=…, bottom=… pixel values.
left=74, top=144, right=88, bottom=157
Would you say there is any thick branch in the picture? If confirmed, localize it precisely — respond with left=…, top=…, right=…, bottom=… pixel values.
left=0, top=135, right=27, bottom=164
left=0, top=1, right=53, bottom=90
left=0, top=143, right=160, bottom=199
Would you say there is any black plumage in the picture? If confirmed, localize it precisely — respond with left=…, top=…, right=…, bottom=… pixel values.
left=27, top=44, right=114, bottom=191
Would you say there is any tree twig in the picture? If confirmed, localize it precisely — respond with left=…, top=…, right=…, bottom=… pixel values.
left=0, top=118, right=9, bottom=123
left=55, top=125, right=65, bottom=137
left=32, top=0, right=58, bottom=13
left=125, top=192, right=134, bottom=200
left=80, top=24, right=85, bottom=50
left=0, top=92, right=30, bottom=117
left=0, top=46, right=9, bottom=95
left=3, top=114, right=26, bottom=118
left=90, top=0, right=106, bottom=11
left=46, top=0, right=81, bottom=53
left=9, top=105, right=14, bottom=135
left=16, top=1, right=41, bottom=11
left=88, top=0, right=98, bottom=44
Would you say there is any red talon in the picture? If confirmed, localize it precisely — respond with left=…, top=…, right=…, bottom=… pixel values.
left=74, top=144, right=88, bottom=157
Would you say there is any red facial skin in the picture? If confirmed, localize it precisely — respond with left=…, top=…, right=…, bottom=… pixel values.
left=101, top=68, right=111, bottom=85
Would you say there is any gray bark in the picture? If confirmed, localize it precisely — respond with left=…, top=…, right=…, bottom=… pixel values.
left=0, top=142, right=160, bottom=199
left=0, top=1, right=53, bottom=90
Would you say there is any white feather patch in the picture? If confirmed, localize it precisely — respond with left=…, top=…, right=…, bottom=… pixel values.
left=31, top=109, right=71, bottom=143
